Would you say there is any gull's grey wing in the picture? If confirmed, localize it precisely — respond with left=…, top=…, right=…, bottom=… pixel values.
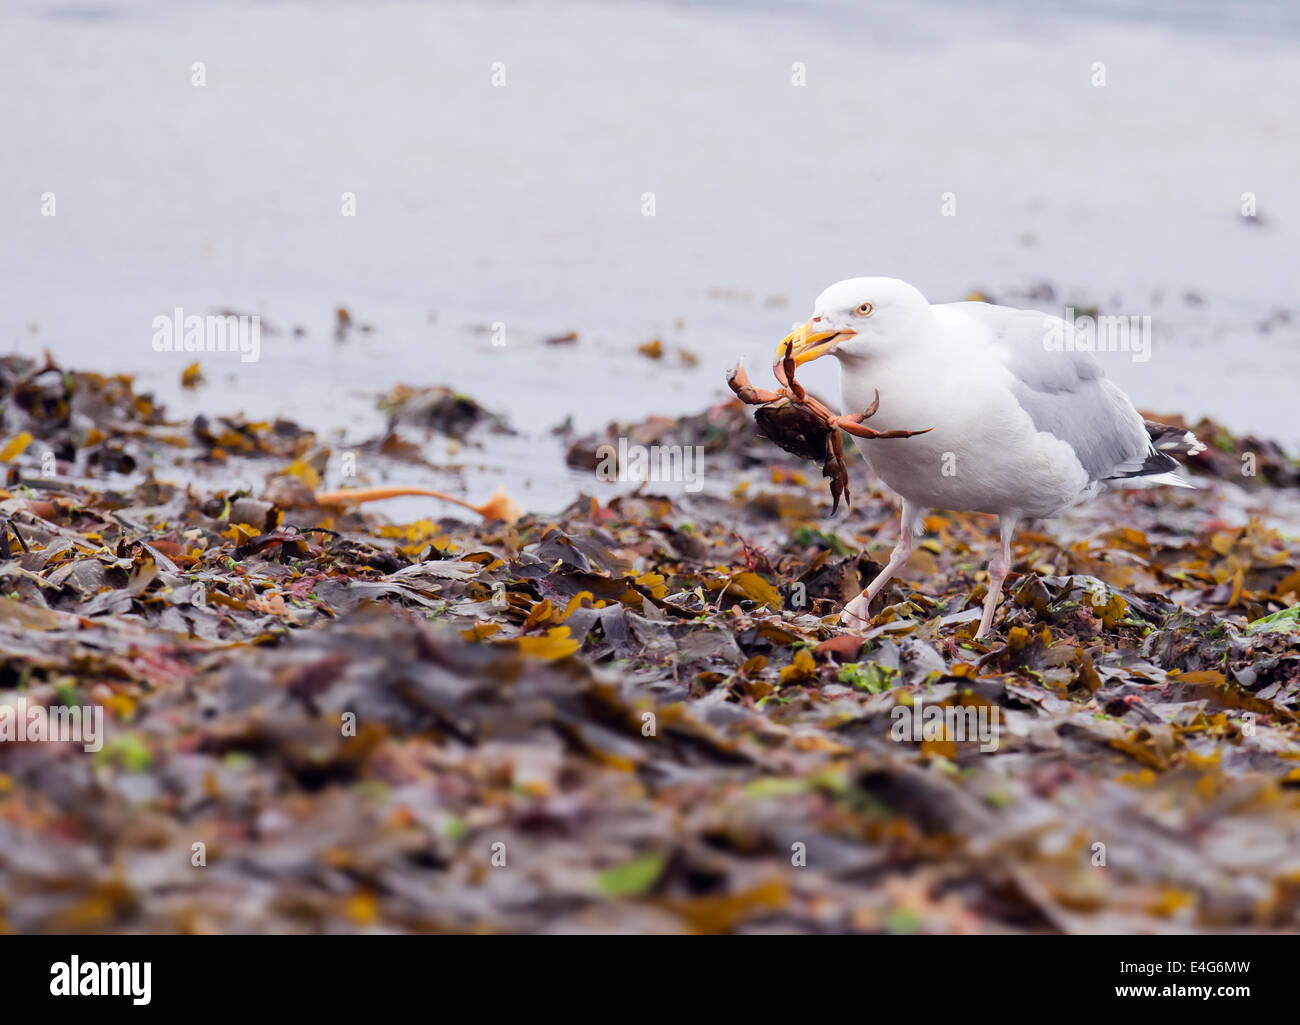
left=939, top=301, right=1170, bottom=482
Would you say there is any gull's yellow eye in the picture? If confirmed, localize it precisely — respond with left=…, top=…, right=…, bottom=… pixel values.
left=855, top=302, right=873, bottom=317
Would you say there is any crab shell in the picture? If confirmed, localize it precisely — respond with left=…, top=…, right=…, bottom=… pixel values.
left=751, top=400, right=853, bottom=512
left=752, top=398, right=837, bottom=463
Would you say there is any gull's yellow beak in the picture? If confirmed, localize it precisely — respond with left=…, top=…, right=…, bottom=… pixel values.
left=776, top=320, right=851, bottom=372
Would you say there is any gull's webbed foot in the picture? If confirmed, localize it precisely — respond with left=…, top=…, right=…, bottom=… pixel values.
left=840, top=591, right=873, bottom=630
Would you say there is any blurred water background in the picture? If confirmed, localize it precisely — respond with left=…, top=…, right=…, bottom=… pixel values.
left=3, top=0, right=1297, bottom=511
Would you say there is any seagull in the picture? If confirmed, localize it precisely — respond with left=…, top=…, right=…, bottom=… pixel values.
left=776, top=277, right=1204, bottom=639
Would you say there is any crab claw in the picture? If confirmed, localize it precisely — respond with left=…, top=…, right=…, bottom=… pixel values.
left=726, top=360, right=752, bottom=397
left=772, top=340, right=808, bottom=401
left=727, top=359, right=784, bottom=405
left=773, top=340, right=794, bottom=387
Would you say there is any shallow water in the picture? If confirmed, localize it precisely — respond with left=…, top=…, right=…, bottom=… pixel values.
left=3, top=0, right=1297, bottom=514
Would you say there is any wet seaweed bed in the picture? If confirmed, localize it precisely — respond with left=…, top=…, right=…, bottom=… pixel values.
left=2, top=354, right=1300, bottom=934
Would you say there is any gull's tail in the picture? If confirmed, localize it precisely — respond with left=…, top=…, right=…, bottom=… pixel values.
left=1106, top=421, right=1205, bottom=490
left=1143, top=420, right=1207, bottom=459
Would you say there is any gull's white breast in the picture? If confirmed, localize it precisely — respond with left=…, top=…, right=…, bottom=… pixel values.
left=836, top=326, right=1093, bottom=518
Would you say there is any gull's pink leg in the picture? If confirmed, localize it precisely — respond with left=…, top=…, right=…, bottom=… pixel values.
left=841, top=500, right=921, bottom=629
left=975, top=514, right=1019, bottom=639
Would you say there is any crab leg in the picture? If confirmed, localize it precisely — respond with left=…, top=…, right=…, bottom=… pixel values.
left=823, top=429, right=851, bottom=512
left=838, top=417, right=933, bottom=440
left=837, top=389, right=932, bottom=439
left=861, top=389, right=881, bottom=419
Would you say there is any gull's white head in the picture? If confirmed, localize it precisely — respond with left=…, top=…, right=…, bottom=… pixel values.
left=777, top=277, right=932, bottom=372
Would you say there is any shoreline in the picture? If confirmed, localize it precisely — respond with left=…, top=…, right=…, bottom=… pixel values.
left=2, top=353, right=1298, bottom=933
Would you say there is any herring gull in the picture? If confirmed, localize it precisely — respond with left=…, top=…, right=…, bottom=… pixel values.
left=775, top=277, right=1204, bottom=639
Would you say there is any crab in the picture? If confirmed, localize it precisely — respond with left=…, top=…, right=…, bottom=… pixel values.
left=727, top=341, right=932, bottom=512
